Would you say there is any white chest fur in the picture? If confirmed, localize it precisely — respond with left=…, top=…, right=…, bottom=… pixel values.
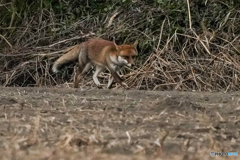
left=109, top=55, right=126, bottom=71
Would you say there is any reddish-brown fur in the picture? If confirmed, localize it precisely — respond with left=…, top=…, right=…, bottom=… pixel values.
left=52, top=39, right=138, bottom=88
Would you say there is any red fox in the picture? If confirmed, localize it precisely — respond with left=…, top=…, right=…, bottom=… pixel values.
left=52, top=39, right=138, bottom=88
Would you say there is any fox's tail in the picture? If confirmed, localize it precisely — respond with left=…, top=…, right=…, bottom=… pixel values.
left=52, top=45, right=81, bottom=73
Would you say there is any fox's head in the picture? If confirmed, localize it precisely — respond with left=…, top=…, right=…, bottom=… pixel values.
left=114, top=41, right=138, bottom=67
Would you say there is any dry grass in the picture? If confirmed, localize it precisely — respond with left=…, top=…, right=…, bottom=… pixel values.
left=125, top=31, right=240, bottom=91
left=1, top=27, right=240, bottom=91
left=0, top=87, right=239, bottom=160
left=1, top=1, right=240, bottom=91
left=1, top=1, right=240, bottom=159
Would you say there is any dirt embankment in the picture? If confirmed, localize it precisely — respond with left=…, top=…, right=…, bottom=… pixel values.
left=0, top=87, right=239, bottom=159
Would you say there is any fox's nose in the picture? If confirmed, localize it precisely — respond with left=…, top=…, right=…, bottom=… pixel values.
left=127, top=62, right=134, bottom=67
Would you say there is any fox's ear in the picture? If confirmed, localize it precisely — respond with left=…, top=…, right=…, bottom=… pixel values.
left=132, top=40, right=138, bottom=48
left=113, top=40, right=120, bottom=51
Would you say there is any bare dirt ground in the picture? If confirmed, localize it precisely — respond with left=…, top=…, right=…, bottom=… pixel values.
left=0, top=87, right=239, bottom=160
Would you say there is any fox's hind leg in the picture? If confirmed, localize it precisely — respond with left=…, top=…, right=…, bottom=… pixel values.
left=74, top=63, right=92, bottom=88
left=74, top=66, right=81, bottom=88
left=82, top=63, right=92, bottom=75
left=74, top=49, right=90, bottom=88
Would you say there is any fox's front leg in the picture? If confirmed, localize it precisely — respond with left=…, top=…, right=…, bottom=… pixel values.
left=109, top=69, right=129, bottom=89
left=107, top=71, right=127, bottom=89
left=93, top=65, right=104, bottom=88
left=107, top=75, right=114, bottom=89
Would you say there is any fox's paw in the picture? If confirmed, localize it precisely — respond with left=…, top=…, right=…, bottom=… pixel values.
left=107, top=85, right=113, bottom=89
left=122, top=82, right=130, bottom=89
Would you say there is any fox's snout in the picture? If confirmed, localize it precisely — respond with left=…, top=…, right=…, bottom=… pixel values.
left=129, top=58, right=135, bottom=65
left=127, top=59, right=135, bottom=67
left=127, top=63, right=132, bottom=67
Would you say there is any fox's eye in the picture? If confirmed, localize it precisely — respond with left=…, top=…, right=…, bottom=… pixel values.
left=123, top=56, right=129, bottom=59
left=132, top=56, right=136, bottom=59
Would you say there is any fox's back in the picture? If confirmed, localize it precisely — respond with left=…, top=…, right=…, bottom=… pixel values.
left=88, top=39, right=114, bottom=50
left=85, top=39, right=116, bottom=64
left=87, top=39, right=115, bottom=54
